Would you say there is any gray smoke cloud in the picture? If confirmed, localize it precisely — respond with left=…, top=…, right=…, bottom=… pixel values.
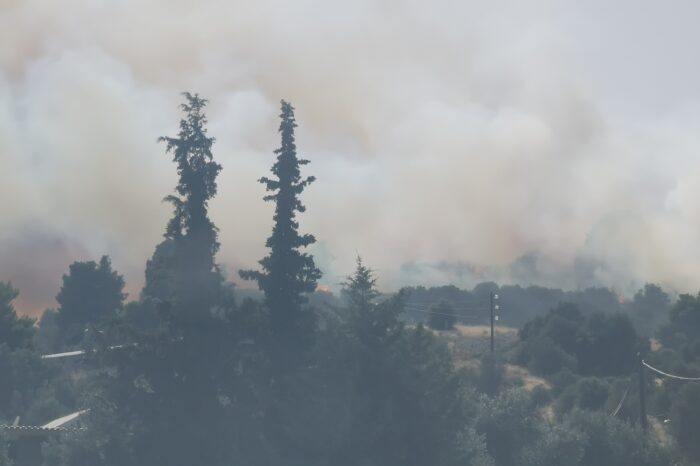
left=2, top=0, right=700, bottom=315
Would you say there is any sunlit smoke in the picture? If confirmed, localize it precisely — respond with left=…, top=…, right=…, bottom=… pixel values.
left=3, top=0, right=700, bottom=315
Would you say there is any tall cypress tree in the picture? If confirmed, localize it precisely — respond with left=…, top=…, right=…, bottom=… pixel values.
left=144, top=93, right=223, bottom=315
left=59, top=95, right=236, bottom=466
left=241, top=100, right=321, bottom=341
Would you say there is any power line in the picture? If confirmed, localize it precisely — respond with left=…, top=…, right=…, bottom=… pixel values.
left=402, top=306, right=484, bottom=320
left=40, top=344, right=132, bottom=360
left=642, top=360, right=700, bottom=381
left=403, top=302, right=489, bottom=313
left=404, top=300, right=488, bottom=309
left=610, top=378, right=632, bottom=417
left=490, top=292, right=495, bottom=354
left=403, top=305, right=483, bottom=317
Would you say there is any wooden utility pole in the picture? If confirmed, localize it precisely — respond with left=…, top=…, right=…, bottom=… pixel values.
left=638, top=352, right=648, bottom=432
left=490, top=292, right=495, bottom=355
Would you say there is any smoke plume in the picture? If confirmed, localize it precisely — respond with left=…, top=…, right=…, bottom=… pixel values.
left=2, top=0, right=700, bottom=315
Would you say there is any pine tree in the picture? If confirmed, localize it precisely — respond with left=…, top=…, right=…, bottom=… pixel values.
left=240, top=100, right=321, bottom=342
left=143, top=93, right=223, bottom=315
left=343, top=256, right=380, bottom=311
left=341, top=256, right=403, bottom=345
left=342, top=258, right=404, bottom=349
left=336, top=261, right=471, bottom=466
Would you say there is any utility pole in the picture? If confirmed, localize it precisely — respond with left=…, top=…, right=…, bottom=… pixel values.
left=490, top=292, right=495, bottom=355
left=638, top=352, right=648, bottom=432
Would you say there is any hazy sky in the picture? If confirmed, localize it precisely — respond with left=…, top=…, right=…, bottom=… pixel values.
left=3, top=0, right=700, bottom=315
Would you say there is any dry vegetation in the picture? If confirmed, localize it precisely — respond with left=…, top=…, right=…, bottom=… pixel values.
left=434, top=324, right=547, bottom=391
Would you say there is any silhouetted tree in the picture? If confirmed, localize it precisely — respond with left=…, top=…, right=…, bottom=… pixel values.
left=240, top=100, right=321, bottom=343
left=629, top=284, right=670, bottom=336
left=0, top=282, right=35, bottom=350
left=657, top=292, right=700, bottom=356
left=143, top=93, right=223, bottom=316
left=341, top=256, right=380, bottom=325
left=54, top=256, right=125, bottom=348
left=333, top=261, right=472, bottom=466
left=342, top=259, right=403, bottom=348
left=56, top=256, right=125, bottom=326
left=0, top=283, right=48, bottom=425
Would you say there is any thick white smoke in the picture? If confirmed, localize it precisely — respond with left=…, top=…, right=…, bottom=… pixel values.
left=2, top=0, right=700, bottom=315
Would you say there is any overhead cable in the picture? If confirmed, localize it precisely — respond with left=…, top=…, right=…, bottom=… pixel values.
left=610, top=378, right=632, bottom=417
left=642, top=360, right=700, bottom=381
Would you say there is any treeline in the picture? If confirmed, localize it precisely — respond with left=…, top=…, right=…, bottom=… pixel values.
left=0, top=94, right=698, bottom=466
left=405, top=282, right=672, bottom=334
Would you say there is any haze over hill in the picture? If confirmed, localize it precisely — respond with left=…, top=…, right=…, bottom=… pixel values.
left=3, top=0, right=700, bottom=315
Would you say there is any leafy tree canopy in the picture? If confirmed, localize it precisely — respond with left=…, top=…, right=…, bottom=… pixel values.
left=517, top=303, right=644, bottom=376
left=56, top=256, right=125, bottom=327
left=657, top=292, right=700, bottom=357
left=629, top=284, right=671, bottom=336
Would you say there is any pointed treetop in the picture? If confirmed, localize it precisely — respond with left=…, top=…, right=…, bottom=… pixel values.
left=240, top=99, right=321, bottom=341
left=343, top=255, right=380, bottom=307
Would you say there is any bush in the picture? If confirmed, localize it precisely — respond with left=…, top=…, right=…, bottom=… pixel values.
left=474, top=354, right=506, bottom=396
left=566, top=410, right=672, bottom=466
left=518, top=304, right=644, bottom=377
left=475, top=389, right=540, bottom=466
left=555, top=377, right=610, bottom=415
left=527, top=337, right=578, bottom=375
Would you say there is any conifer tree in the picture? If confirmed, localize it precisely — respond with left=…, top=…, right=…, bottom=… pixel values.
left=343, top=256, right=380, bottom=311
left=143, top=93, right=223, bottom=315
left=240, top=100, right=321, bottom=341
left=337, top=260, right=471, bottom=466
left=342, top=258, right=403, bottom=348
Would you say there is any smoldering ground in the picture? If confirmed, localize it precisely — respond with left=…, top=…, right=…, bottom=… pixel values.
left=3, top=0, right=700, bottom=315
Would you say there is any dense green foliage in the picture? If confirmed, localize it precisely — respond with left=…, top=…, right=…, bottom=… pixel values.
left=333, top=260, right=477, bottom=466
left=55, top=256, right=125, bottom=329
left=630, top=284, right=671, bottom=337
left=658, top=292, right=700, bottom=358
left=476, top=389, right=672, bottom=466
left=405, top=283, right=671, bottom=333
left=516, top=303, right=644, bottom=376
left=35, top=257, right=126, bottom=352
